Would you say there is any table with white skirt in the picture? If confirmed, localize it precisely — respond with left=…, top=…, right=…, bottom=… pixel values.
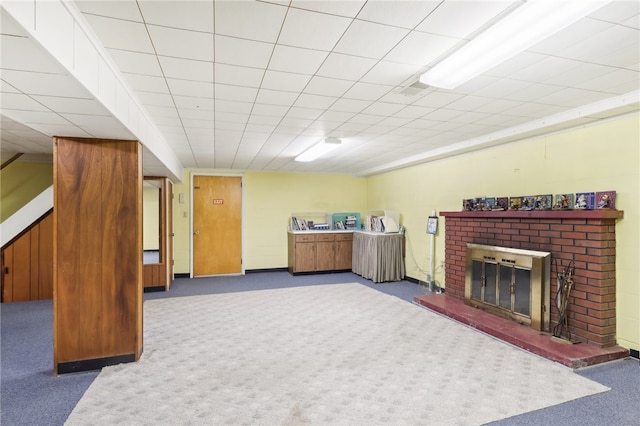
left=351, top=231, right=404, bottom=283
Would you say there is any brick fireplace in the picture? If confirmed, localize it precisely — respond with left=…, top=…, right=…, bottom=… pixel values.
left=440, top=209, right=623, bottom=348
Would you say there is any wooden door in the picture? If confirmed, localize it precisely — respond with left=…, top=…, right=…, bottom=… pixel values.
left=193, top=175, right=242, bottom=276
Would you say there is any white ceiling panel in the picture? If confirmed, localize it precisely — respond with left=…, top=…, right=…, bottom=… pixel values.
left=290, top=0, right=365, bottom=18
left=356, top=1, right=440, bottom=29
left=123, top=73, right=169, bottom=93
left=334, top=20, right=409, bottom=60
left=384, top=31, right=459, bottom=66
left=293, top=94, right=336, bottom=110
left=167, top=79, right=214, bottom=98
left=139, top=0, right=213, bottom=32
left=157, top=56, right=213, bottom=82
left=268, top=45, right=329, bottom=75
left=278, top=7, right=352, bottom=51
left=416, top=1, right=515, bottom=38
left=317, top=53, right=377, bottom=80
left=261, top=70, right=312, bottom=93
left=214, top=84, right=259, bottom=103
left=76, top=1, right=143, bottom=22
left=215, top=64, right=264, bottom=87
left=2, top=0, right=638, bottom=177
left=83, top=14, right=153, bottom=53
left=147, top=25, right=214, bottom=62
left=214, top=1, right=284, bottom=42
left=215, top=36, right=273, bottom=68
left=108, top=49, right=163, bottom=76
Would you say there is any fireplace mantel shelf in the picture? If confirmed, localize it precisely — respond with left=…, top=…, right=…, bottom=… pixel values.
left=441, top=209, right=623, bottom=220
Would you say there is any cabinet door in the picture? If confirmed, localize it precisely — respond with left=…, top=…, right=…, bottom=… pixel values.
left=295, top=242, right=316, bottom=272
left=335, top=239, right=353, bottom=270
left=316, top=241, right=335, bottom=271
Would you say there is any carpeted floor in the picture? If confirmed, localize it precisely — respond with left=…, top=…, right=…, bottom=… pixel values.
left=66, top=283, right=608, bottom=426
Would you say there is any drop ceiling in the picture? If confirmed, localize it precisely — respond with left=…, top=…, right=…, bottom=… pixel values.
left=1, top=0, right=639, bottom=180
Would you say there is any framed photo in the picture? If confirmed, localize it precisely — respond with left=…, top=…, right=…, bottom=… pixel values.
left=521, top=196, right=535, bottom=210
left=534, top=194, right=553, bottom=210
left=495, top=197, right=509, bottom=211
left=553, top=194, right=574, bottom=210
left=595, top=191, right=616, bottom=209
left=574, top=192, right=595, bottom=209
left=509, top=196, right=522, bottom=210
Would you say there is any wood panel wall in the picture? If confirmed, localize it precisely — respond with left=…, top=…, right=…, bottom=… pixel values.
left=53, top=137, right=142, bottom=374
left=1, top=211, right=53, bottom=303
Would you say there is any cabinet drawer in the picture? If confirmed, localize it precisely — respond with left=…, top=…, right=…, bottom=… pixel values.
left=335, top=233, right=353, bottom=241
left=315, top=234, right=335, bottom=242
left=295, top=234, right=315, bottom=243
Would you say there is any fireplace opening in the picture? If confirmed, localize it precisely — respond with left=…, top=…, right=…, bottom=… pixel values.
left=465, top=244, right=551, bottom=331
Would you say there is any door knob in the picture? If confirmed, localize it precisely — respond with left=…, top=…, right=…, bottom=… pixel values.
left=194, top=230, right=200, bottom=235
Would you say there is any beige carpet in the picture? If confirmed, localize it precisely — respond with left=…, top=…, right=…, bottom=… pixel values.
left=66, top=283, right=608, bottom=425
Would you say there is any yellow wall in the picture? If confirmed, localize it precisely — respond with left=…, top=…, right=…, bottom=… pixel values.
left=171, top=170, right=368, bottom=273
left=0, top=160, right=53, bottom=221
left=367, top=113, right=639, bottom=351
left=143, top=187, right=160, bottom=250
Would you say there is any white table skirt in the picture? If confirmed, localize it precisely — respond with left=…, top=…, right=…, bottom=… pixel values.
left=352, top=231, right=404, bottom=283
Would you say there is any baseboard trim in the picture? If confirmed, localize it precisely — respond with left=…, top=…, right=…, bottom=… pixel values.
left=57, top=354, right=136, bottom=374
left=174, top=273, right=190, bottom=278
left=630, top=349, right=639, bottom=359
left=246, top=267, right=288, bottom=273
left=144, top=286, right=166, bottom=293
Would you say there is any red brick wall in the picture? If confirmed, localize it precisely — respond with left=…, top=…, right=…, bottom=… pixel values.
left=441, top=210, right=623, bottom=348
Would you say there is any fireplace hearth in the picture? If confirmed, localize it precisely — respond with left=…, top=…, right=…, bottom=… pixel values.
left=440, top=209, right=623, bottom=348
left=465, top=244, right=550, bottom=331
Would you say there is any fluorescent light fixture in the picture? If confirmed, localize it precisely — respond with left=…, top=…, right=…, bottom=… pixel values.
left=420, top=0, right=612, bottom=90
left=295, top=137, right=342, bottom=162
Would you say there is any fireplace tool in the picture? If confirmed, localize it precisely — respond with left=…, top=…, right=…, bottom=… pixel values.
left=553, top=260, right=575, bottom=342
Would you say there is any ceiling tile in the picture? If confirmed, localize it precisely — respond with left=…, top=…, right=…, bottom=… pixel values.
left=330, top=98, right=372, bottom=113
left=148, top=25, right=213, bottom=61
left=343, top=82, right=393, bottom=101
left=293, top=93, right=336, bottom=109
left=166, top=79, right=214, bottom=98
left=384, top=30, right=459, bottom=66
left=31, top=95, right=110, bottom=115
left=289, top=0, right=365, bottom=18
left=317, top=53, right=377, bottom=80
left=261, top=70, right=312, bottom=92
left=1, top=70, right=92, bottom=98
left=77, top=0, right=143, bottom=22
left=139, top=0, right=213, bottom=32
left=360, top=61, right=422, bottom=85
left=1, top=93, right=50, bottom=112
left=334, top=20, right=409, bottom=59
left=83, top=14, right=153, bottom=53
left=215, top=63, right=264, bottom=87
left=255, top=89, right=299, bottom=106
left=122, top=73, right=168, bottom=93
left=416, top=0, right=514, bottom=39
left=278, top=7, right=352, bottom=51
left=214, top=84, right=259, bottom=103
left=158, top=56, right=213, bottom=82
left=356, top=1, right=440, bottom=29
left=268, top=45, right=329, bottom=75
left=215, top=35, right=273, bottom=68
left=303, top=76, right=354, bottom=97
left=108, top=49, right=163, bottom=76
left=0, top=35, right=66, bottom=74
left=214, top=1, right=285, bottom=42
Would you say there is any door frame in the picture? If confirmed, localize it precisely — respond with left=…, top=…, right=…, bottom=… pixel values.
left=189, top=172, right=245, bottom=278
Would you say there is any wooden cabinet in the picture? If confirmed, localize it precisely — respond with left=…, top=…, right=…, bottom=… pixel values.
left=1, top=211, right=53, bottom=303
left=288, top=232, right=353, bottom=274
left=334, top=233, right=353, bottom=270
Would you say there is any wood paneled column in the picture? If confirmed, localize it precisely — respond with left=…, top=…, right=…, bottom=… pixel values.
left=53, top=137, right=143, bottom=374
